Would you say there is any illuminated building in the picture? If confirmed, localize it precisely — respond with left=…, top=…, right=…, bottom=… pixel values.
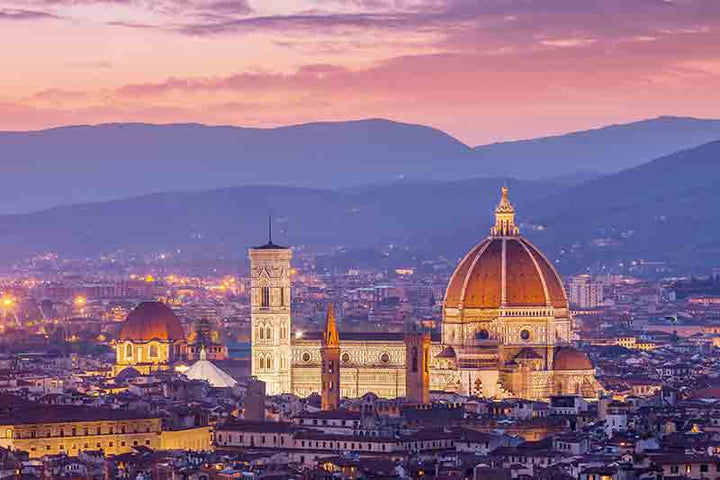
left=0, top=396, right=162, bottom=459
left=248, top=229, right=293, bottom=395
left=113, top=302, right=186, bottom=376
left=186, top=318, right=228, bottom=361
left=404, top=322, right=430, bottom=405
left=321, top=304, right=340, bottom=411
left=568, top=275, right=604, bottom=308
left=251, top=188, right=601, bottom=400
left=0, top=396, right=211, bottom=458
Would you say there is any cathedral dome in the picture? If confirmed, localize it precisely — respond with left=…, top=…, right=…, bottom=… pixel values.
left=553, top=346, right=593, bottom=371
left=444, top=188, right=567, bottom=310
left=118, top=301, right=185, bottom=342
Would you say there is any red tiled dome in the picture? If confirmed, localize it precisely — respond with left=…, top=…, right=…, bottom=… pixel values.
left=553, top=346, right=593, bottom=371
left=118, top=302, right=185, bottom=342
left=444, top=236, right=567, bottom=309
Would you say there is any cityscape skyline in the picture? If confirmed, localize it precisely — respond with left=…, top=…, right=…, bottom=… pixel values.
left=2, top=2, right=720, bottom=478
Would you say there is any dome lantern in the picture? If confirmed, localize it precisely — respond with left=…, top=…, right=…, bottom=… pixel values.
left=490, top=186, right=519, bottom=237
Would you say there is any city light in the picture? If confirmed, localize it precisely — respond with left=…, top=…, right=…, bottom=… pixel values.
left=0, top=3, right=715, bottom=470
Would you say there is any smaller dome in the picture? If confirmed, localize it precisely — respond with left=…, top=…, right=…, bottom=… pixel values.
left=553, top=346, right=593, bottom=371
left=119, top=302, right=185, bottom=342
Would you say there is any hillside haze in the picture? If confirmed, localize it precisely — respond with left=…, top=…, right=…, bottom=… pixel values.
left=521, top=139, right=720, bottom=270
left=2, top=116, right=720, bottom=213
left=474, top=116, right=720, bottom=179
left=0, top=119, right=473, bottom=213
left=4, top=136, right=720, bottom=272
left=0, top=178, right=553, bottom=261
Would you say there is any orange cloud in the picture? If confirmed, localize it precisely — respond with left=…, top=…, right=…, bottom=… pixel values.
left=0, top=0, right=719, bottom=142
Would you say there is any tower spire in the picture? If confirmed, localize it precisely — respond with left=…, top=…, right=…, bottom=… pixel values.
left=321, top=302, right=341, bottom=410
left=323, top=303, right=340, bottom=347
left=268, top=215, right=273, bottom=245
left=490, top=186, right=519, bottom=236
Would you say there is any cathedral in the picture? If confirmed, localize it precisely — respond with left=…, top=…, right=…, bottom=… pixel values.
left=253, top=187, right=602, bottom=400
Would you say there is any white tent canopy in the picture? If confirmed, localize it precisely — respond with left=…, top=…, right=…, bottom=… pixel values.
left=184, top=347, right=237, bottom=388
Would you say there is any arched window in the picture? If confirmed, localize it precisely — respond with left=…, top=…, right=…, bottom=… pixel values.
left=267, top=355, right=273, bottom=370
left=149, top=344, right=158, bottom=358
left=261, top=287, right=270, bottom=308
left=266, top=326, right=272, bottom=341
left=411, top=346, right=418, bottom=373
left=258, top=356, right=265, bottom=370
left=258, top=326, right=264, bottom=340
left=280, top=287, right=286, bottom=307
left=125, top=343, right=133, bottom=358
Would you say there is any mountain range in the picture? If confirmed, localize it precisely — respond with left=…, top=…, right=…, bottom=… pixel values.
left=1, top=138, right=720, bottom=272
left=474, top=116, right=720, bottom=179
left=2, top=116, right=720, bottom=213
left=526, top=139, right=720, bottom=271
left=2, top=116, right=720, bottom=272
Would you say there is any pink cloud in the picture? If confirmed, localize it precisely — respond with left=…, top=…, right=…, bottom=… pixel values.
left=1, top=0, right=720, bottom=143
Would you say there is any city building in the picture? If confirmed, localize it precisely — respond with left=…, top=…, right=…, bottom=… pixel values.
left=568, top=275, right=604, bottom=309
left=113, top=302, right=186, bottom=376
left=0, top=396, right=162, bottom=459
left=251, top=188, right=601, bottom=400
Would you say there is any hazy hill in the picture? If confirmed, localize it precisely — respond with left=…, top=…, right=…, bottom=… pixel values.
left=0, top=178, right=555, bottom=261
left=2, top=116, right=720, bottom=213
left=3, top=138, right=720, bottom=272
left=474, top=116, right=720, bottom=179
left=524, top=140, right=720, bottom=270
left=0, top=119, right=473, bottom=213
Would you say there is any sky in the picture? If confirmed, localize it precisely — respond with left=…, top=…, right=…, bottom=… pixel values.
left=1, top=0, right=719, bottom=144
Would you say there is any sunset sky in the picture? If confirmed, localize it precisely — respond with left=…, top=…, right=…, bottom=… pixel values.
left=1, top=0, right=719, bottom=144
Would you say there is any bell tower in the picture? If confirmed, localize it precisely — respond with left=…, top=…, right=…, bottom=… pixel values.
left=405, top=321, right=430, bottom=405
left=321, top=303, right=341, bottom=411
left=249, top=219, right=292, bottom=395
